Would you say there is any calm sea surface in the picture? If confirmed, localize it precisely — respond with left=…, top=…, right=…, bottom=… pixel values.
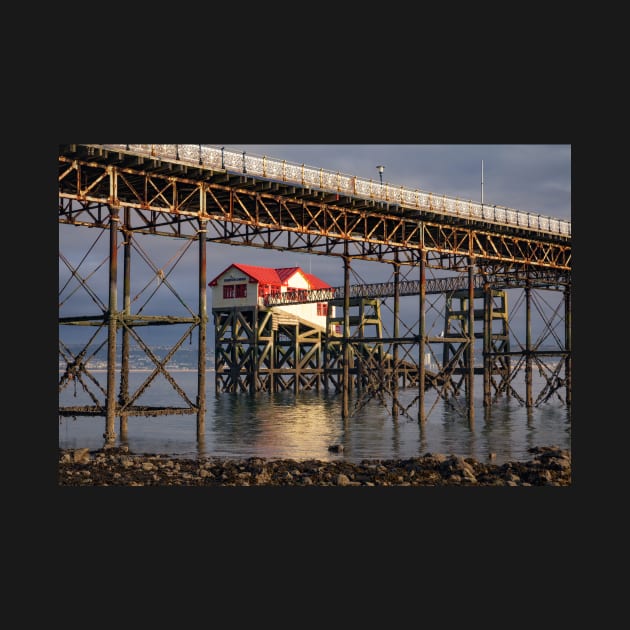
left=59, top=370, right=571, bottom=465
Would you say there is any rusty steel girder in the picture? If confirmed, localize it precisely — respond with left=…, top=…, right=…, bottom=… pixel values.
left=59, top=150, right=571, bottom=273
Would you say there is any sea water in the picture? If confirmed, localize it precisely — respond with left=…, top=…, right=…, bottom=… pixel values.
left=58, top=369, right=571, bottom=465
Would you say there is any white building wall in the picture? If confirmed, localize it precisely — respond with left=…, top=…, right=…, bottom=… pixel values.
left=211, top=269, right=258, bottom=309
left=274, top=303, right=327, bottom=329
left=283, top=271, right=309, bottom=290
left=274, top=270, right=327, bottom=329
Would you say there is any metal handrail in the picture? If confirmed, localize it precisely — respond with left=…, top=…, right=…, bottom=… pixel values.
left=263, top=270, right=569, bottom=306
left=85, top=144, right=571, bottom=238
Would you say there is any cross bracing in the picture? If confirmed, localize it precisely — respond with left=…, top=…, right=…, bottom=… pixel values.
left=58, top=144, right=571, bottom=438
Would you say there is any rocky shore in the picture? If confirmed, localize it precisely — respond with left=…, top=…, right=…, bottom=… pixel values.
left=58, top=445, right=571, bottom=486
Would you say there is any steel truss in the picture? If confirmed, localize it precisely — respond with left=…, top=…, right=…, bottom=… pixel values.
left=58, top=149, right=570, bottom=271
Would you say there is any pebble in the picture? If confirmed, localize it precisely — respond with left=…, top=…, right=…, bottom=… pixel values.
left=58, top=446, right=571, bottom=487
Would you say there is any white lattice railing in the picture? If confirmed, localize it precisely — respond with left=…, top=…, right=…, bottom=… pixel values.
left=84, top=144, right=571, bottom=237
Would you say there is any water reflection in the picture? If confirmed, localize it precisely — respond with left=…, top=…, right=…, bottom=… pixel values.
left=59, top=371, right=571, bottom=465
left=208, top=390, right=342, bottom=460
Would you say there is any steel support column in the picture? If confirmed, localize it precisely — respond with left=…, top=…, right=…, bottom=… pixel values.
left=418, top=249, right=426, bottom=424
left=525, top=281, right=533, bottom=408
left=565, top=283, right=572, bottom=407
left=105, top=205, right=120, bottom=443
left=467, top=259, right=475, bottom=426
left=342, top=254, right=351, bottom=420
left=483, top=279, right=492, bottom=408
left=392, top=259, right=400, bottom=417
left=118, top=207, right=132, bottom=441
left=197, top=219, right=208, bottom=439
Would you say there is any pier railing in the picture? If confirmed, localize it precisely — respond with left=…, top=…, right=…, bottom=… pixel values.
left=85, top=144, right=571, bottom=238
left=264, top=271, right=569, bottom=306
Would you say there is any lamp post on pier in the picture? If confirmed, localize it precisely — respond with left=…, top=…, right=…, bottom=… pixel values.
left=376, top=165, right=385, bottom=185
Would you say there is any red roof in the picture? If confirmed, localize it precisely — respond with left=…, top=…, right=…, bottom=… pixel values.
left=208, top=263, right=331, bottom=289
left=275, top=267, right=301, bottom=283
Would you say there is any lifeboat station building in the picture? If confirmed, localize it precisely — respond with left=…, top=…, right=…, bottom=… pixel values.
left=208, top=263, right=341, bottom=393
left=209, top=263, right=333, bottom=330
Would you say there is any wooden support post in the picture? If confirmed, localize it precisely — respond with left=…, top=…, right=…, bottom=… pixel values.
left=251, top=307, right=259, bottom=395
left=294, top=319, right=299, bottom=395
left=230, top=310, right=239, bottom=392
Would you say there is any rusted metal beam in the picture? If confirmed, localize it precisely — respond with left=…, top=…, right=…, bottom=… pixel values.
left=59, top=156, right=570, bottom=271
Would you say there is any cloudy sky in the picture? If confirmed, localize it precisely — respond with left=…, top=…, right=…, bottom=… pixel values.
left=228, top=144, right=571, bottom=220
left=59, top=144, right=571, bottom=346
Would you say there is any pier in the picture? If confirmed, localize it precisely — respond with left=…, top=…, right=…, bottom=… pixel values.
left=58, top=144, right=571, bottom=444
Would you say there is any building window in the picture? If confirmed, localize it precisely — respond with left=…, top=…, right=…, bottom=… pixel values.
left=223, top=284, right=247, bottom=299
left=317, top=303, right=328, bottom=316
